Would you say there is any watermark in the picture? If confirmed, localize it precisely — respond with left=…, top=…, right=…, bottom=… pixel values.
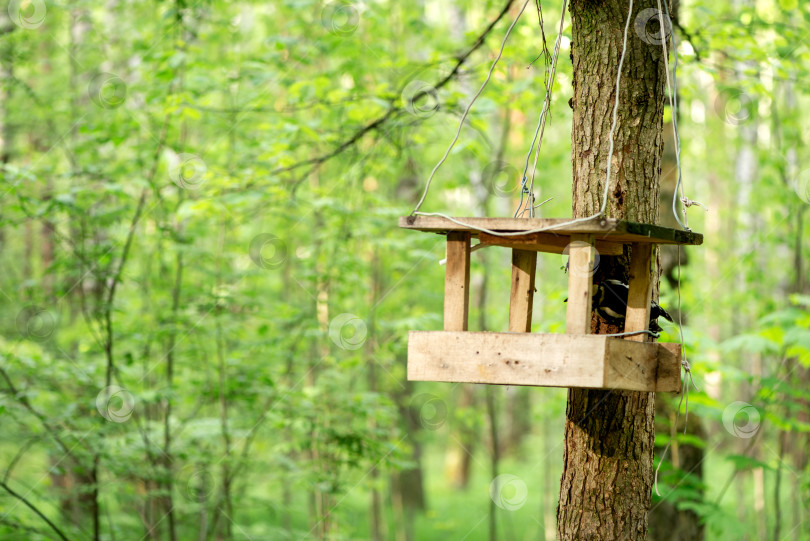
left=401, top=80, right=439, bottom=119
left=634, top=8, right=672, bottom=46
left=180, top=465, right=217, bottom=503
left=249, top=234, right=288, bottom=269
left=16, top=306, right=56, bottom=341
left=167, top=151, right=207, bottom=190
left=489, top=474, right=528, bottom=511
left=483, top=160, right=520, bottom=198
left=8, top=0, right=46, bottom=29
left=722, top=401, right=761, bottom=439
left=714, top=89, right=754, bottom=126
left=562, top=241, right=600, bottom=278
left=321, top=1, right=359, bottom=36
left=328, top=313, right=367, bottom=350
left=410, top=393, right=447, bottom=430
left=96, top=386, right=135, bottom=423
left=88, top=73, right=127, bottom=109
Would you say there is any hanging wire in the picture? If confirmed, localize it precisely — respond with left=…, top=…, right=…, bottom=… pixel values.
left=652, top=0, right=700, bottom=495
left=515, top=0, right=569, bottom=218
left=655, top=0, right=698, bottom=396
left=411, top=0, right=534, bottom=217
left=655, top=245, right=699, bottom=497
left=528, top=0, right=552, bottom=72
left=603, top=329, right=660, bottom=339
left=411, top=0, right=636, bottom=239
left=599, top=0, right=635, bottom=216
left=514, top=0, right=552, bottom=219
left=659, top=0, right=691, bottom=231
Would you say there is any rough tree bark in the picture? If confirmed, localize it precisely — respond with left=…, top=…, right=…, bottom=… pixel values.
left=557, top=1, right=667, bottom=539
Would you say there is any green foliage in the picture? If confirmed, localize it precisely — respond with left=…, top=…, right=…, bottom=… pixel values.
left=0, top=0, right=809, bottom=539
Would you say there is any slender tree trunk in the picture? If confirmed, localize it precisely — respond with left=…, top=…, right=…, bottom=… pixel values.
left=215, top=225, right=234, bottom=541
left=0, top=10, right=12, bottom=169
left=66, top=9, right=103, bottom=539
left=308, top=207, right=332, bottom=539
left=0, top=8, right=11, bottom=250
left=367, top=249, right=384, bottom=541
left=161, top=95, right=189, bottom=541
left=557, top=1, right=667, bottom=539
left=728, top=0, right=763, bottom=535
left=391, top=378, right=424, bottom=541
left=779, top=67, right=808, bottom=541
left=542, top=417, right=555, bottom=541
left=161, top=243, right=182, bottom=541
left=485, top=387, right=499, bottom=541
left=649, top=397, right=705, bottom=541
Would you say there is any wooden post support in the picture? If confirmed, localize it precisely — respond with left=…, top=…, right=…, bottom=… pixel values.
left=508, top=249, right=537, bottom=332
left=444, top=232, right=471, bottom=331
left=624, top=243, right=654, bottom=342
left=565, top=234, right=595, bottom=334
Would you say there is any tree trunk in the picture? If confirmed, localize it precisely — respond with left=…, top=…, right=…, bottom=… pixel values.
left=557, top=1, right=667, bottom=539
left=485, top=386, right=500, bottom=541
left=367, top=249, right=384, bottom=541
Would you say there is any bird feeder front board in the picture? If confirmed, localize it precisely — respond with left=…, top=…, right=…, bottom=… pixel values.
left=400, top=215, right=704, bottom=393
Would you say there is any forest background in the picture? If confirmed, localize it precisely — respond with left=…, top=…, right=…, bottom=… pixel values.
left=1, top=0, right=809, bottom=539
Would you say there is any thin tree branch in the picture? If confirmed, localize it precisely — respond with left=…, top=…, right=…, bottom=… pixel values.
left=277, top=107, right=396, bottom=177
left=102, top=114, right=169, bottom=389
left=0, top=368, right=78, bottom=459
left=183, top=95, right=378, bottom=114
left=268, top=0, right=517, bottom=181
left=0, top=517, right=49, bottom=537
left=3, top=437, right=39, bottom=484
left=671, top=19, right=702, bottom=62
left=0, top=480, right=72, bottom=541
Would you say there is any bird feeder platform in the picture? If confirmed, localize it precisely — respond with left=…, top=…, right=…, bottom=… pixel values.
left=400, top=215, right=703, bottom=393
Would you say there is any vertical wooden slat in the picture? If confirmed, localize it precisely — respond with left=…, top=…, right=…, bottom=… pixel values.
left=565, top=234, right=595, bottom=334
left=508, top=249, right=537, bottom=332
left=624, top=243, right=654, bottom=342
left=444, top=232, right=471, bottom=331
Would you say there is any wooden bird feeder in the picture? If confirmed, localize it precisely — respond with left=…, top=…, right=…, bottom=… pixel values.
left=400, top=215, right=703, bottom=393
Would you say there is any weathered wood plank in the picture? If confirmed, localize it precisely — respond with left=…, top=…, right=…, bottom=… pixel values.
left=659, top=343, right=683, bottom=393
left=624, top=243, right=654, bottom=342
left=565, top=235, right=595, bottom=335
left=508, top=249, right=537, bottom=332
left=478, top=232, right=624, bottom=256
left=406, top=331, right=681, bottom=392
left=399, top=216, right=703, bottom=246
left=604, top=338, right=658, bottom=390
left=605, top=340, right=681, bottom=392
left=444, top=232, right=471, bottom=331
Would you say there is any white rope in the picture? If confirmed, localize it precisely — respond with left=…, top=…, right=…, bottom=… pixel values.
left=655, top=2, right=695, bottom=395
left=653, top=1, right=681, bottom=494
left=411, top=0, right=533, bottom=216
left=515, top=0, right=569, bottom=218
left=657, top=0, right=691, bottom=232
left=599, top=0, right=634, bottom=215
left=682, top=195, right=708, bottom=211
left=413, top=0, right=636, bottom=238
left=412, top=211, right=613, bottom=236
